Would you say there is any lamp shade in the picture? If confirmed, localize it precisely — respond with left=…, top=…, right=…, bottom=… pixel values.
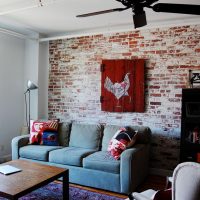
left=24, top=80, right=38, bottom=132
left=27, top=80, right=38, bottom=90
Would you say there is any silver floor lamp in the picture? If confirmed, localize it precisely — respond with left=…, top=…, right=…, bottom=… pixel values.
left=24, top=80, right=38, bottom=132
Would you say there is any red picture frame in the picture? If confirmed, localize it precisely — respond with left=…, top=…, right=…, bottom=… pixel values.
left=101, top=59, right=145, bottom=112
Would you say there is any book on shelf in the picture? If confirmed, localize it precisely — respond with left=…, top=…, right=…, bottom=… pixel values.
left=0, top=165, right=22, bottom=175
left=193, top=127, right=200, bottom=143
left=187, top=127, right=200, bottom=144
left=197, top=153, right=200, bottom=163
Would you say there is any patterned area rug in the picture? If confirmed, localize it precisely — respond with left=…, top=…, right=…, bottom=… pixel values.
left=0, top=182, right=125, bottom=200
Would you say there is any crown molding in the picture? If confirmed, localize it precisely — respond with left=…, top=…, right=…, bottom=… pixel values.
left=39, top=17, right=200, bottom=42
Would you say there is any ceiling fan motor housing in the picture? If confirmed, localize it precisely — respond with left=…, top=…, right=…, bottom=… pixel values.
left=133, top=11, right=147, bottom=28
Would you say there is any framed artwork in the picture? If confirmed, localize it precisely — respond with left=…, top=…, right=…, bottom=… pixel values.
left=101, top=59, right=145, bottom=112
left=189, top=70, right=200, bottom=88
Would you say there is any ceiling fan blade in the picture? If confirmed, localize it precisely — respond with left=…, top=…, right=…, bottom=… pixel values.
left=152, top=3, right=200, bottom=15
left=76, top=7, right=128, bottom=17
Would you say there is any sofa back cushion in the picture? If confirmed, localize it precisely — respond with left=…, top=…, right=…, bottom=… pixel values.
left=102, top=125, right=121, bottom=151
left=69, top=123, right=102, bottom=150
left=102, top=125, right=151, bottom=151
left=129, top=125, right=151, bottom=144
left=58, top=122, right=71, bottom=146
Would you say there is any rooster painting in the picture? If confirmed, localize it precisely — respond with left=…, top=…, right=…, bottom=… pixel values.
left=101, top=59, right=145, bottom=112
left=104, top=73, right=130, bottom=99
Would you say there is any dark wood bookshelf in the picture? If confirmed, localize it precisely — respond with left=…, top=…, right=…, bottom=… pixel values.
left=180, top=88, right=200, bottom=163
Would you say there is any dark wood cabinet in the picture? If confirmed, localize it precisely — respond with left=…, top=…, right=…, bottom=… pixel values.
left=180, top=88, right=200, bottom=163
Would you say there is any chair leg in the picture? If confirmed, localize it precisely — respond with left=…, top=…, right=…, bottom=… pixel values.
left=128, top=193, right=134, bottom=200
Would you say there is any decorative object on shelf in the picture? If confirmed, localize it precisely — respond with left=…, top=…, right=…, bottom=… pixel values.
left=101, top=59, right=145, bottom=112
left=24, top=80, right=38, bottom=132
left=187, top=126, right=200, bottom=144
left=189, top=70, right=200, bottom=88
left=192, top=126, right=200, bottom=144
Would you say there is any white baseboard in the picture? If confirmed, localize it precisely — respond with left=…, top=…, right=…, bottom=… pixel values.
left=150, top=168, right=173, bottom=177
left=0, top=154, right=11, bottom=163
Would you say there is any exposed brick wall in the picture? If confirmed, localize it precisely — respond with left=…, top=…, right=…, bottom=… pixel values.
left=49, top=25, right=200, bottom=170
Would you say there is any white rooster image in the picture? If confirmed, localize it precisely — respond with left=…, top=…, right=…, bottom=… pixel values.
left=104, top=73, right=130, bottom=99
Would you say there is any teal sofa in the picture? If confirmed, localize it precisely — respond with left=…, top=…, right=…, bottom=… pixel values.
left=12, top=123, right=151, bottom=194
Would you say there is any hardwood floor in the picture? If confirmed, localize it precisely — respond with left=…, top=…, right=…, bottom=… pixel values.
left=69, top=175, right=167, bottom=199
left=136, top=175, right=167, bottom=192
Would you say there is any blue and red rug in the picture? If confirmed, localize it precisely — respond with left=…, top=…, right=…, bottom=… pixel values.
left=0, top=182, right=125, bottom=200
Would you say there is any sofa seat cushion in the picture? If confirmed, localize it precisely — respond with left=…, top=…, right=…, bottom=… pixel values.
left=19, top=145, right=62, bottom=161
left=83, top=151, right=120, bottom=174
left=49, top=147, right=96, bottom=166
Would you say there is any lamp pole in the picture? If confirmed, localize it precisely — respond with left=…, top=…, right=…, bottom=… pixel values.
left=24, top=80, right=38, bottom=133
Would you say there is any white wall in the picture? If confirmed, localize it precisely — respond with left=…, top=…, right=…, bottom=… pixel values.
left=0, top=30, right=47, bottom=161
left=24, top=36, right=39, bottom=124
left=0, top=33, right=25, bottom=159
left=38, top=42, right=49, bottom=119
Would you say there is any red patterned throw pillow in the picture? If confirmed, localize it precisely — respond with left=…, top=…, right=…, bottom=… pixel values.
left=29, top=120, right=59, bottom=145
left=108, top=127, right=137, bottom=160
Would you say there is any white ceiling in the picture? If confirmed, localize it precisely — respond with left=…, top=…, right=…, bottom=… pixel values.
left=0, top=0, right=199, bottom=38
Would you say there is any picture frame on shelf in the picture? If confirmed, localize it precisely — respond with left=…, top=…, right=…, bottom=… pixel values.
left=189, top=70, right=200, bottom=88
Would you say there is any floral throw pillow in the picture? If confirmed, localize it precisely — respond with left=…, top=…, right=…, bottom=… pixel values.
left=29, top=120, right=59, bottom=145
left=107, top=127, right=137, bottom=160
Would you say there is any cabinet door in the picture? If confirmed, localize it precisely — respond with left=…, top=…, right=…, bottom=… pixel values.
left=101, top=59, right=145, bottom=112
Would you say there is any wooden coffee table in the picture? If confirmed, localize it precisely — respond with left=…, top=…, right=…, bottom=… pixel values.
left=0, top=160, right=69, bottom=200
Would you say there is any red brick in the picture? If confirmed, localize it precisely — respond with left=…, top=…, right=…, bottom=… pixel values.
left=150, top=102, right=161, bottom=105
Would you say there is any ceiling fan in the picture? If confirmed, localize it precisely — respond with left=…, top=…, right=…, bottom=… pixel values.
left=76, top=0, right=200, bottom=28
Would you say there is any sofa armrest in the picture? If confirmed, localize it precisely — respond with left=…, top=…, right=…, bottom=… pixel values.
left=12, top=135, right=29, bottom=160
left=120, top=144, right=150, bottom=193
